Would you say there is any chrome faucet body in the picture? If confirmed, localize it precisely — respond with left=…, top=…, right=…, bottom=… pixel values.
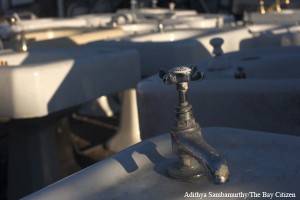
left=17, top=31, right=28, bottom=52
left=159, top=66, right=229, bottom=184
left=157, top=19, right=164, bottom=33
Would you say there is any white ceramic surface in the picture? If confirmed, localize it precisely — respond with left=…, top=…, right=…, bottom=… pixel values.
left=117, top=8, right=197, bottom=20
left=201, top=46, right=300, bottom=79
left=88, top=28, right=222, bottom=76
left=120, top=22, right=158, bottom=35
left=245, top=9, right=300, bottom=24
left=163, top=14, right=235, bottom=29
left=0, top=47, right=140, bottom=119
left=16, top=17, right=88, bottom=31
left=1, top=13, right=117, bottom=39
left=23, top=28, right=125, bottom=49
left=130, top=29, right=216, bottom=42
left=19, top=27, right=93, bottom=41
left=137, top=46, right=300, bottom=138
left=74, top=13, right=115, bottom=27
left=90, top=23, right=300, bottom=77
left=24, top=127, right=300, bottom=200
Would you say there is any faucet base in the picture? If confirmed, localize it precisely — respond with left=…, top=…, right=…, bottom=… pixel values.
left=167, top=158, right=206, bottom=181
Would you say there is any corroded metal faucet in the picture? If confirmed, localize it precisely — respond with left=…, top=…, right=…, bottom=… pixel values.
left=17, top=31, right=28, bottom=52
left=109, top=14, right=129, bottom=27
left=159, top=66, right=229, bottom=184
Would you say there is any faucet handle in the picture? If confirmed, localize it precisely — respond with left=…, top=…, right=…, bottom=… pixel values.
left=159, top=66, right=204, bottom=85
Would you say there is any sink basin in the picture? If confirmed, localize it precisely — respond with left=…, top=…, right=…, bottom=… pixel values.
left=201, top=45, right=300, bottom=79
left=27, top=28, right=125, bottom=48
left=15, top=17, right=88, bottom=31
left=136, top=8, right=197, bottom=19
left=117, top=8, right=197, bottom=20
left=88, top=23, right=300, bottom=77
left=163, top=14, right=235, bottom=29
left=17, top=27, right=92, bottom=42
left=119, top=22, right=158, bottom=35
left=138, top=75, right=300, bottom=139
left=24, top=127, right=300, bottom=199
left=137, top=46, right=300, bottom=138
left=129, top=29, right=216, bottom=42
left=2, top=46, right=142, bottom=199
left=245, top=9, right=300, bottom=24
left=0, top=47, right=140, bottom=119
left=73, top=13, right=116, bottom=27
left=1, top=13, right=117, bottom=40
left=236, top=54, right=300, bottom=79
left=88, top=28, right=222, bottom=76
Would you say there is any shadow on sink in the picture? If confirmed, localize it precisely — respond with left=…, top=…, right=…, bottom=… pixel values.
left=114, top=141, right=167, bottom=174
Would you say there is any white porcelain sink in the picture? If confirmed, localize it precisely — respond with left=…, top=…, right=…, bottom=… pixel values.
left=27, top=28, right=125, bottom=48
left=2, top=46, right=142, bottom=199
left=73, top=13, right=116, bottom=27
left=88, top=28, right=222, bottom=76
left=16, top=17, right=88, bottom=31
left=163, top=14, right=235, bottom=29
left=130, top=29, right=216, bottom=42
left=201, top=46, right=300, bottom=79
left=117, top=8, right=197, bottom=21
left=137, top=45, right=300, bottom=139
left=137, top=8, right=197, bottom=19
left=120, top=22, right=158, bottom=35
left=88, top=23, right=300, bottom=77
left=0, top=47, right=140, bottom=119
left=223, top=53, right=300, bottom=79
left=24, top=127, right=300, bottom=200
left=18, top=27, right=93, bottom=41
left=1, top=13, right=117, bottom=39
left=245, top=9, right=300, bottom=24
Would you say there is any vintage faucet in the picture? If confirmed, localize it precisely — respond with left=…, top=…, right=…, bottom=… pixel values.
left=17, top=31, right=28, bottom=52
left=264, top=0, right=291, bottom=13
left=157, top=19, right=164, bottom=33
left=259, top=0, right=266, bottom=14
left=2, top=13, right=28, bottom=51
left=108, top=13, right=130, bottom=27
left=159, top=66, right=229, bottom=184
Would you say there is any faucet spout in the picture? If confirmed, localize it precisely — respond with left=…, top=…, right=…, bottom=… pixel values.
left=159, top=66, right=229, bottom=184
left=170, top=121, right=229, bottom=184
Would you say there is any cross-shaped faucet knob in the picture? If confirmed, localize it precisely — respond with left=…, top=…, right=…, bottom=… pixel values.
left=159, top=66, right=204, bottom=85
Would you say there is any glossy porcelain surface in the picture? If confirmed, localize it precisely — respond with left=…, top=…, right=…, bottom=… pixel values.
left=245, top=9, right=300, bottom=24
left=201, top=46, right=300, bottom=79
left=89, top=23, right=300, bottom=77
left=130, top=29, right=216, bottom=42
left=19, top=27, right=92, bottom=41
left=29, top=28, right=125, bottom=47
left=24, top=127, right=300, bottom=200
left=120, top=22, right=158, bottom=35
left=0, top=47, right=140, bottom=119
left=74, top=13, right=116, bottom=27
left=117, top=8, right=197, bottom=20
left=137, top=45, right=300, bottom=138
left=16, top=17, right=88, bottom=31
left=163, top=14, right=235, bottom=29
